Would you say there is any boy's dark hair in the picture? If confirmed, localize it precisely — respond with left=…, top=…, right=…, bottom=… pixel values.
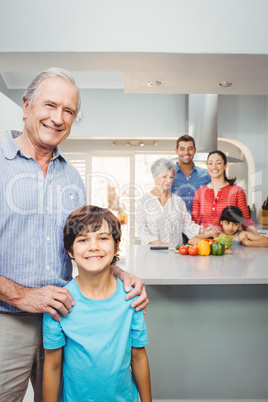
left=63, top=205, right=122, bottom=265
left=176, top=135, right=195, bottom=149
left=220, top=206, right=243, bottom=223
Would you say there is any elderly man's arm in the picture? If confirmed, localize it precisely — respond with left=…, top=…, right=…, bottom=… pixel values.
left=110, top=265, right=149, bottom=313
left=0, top=275, right=74, bottom=321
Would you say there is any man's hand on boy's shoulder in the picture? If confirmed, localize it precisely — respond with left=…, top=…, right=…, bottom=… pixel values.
left=16, top=285, right=75, bottom=322
left=110, top=265, right=149, bottom=313
left=124, top=272, right=149, bottom=314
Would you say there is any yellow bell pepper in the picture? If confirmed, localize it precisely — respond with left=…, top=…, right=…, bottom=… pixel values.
left=197, top=240, right=211, bottom=256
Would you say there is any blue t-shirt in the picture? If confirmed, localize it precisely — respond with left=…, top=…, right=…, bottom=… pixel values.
left=43, top=277, right=148, bottom=402
left=171, top=162, right=210, bottom=213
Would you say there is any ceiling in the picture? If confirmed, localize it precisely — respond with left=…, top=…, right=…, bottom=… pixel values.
left=1, top=52, right=268, bottom=95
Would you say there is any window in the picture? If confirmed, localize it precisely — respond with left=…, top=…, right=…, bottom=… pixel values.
left=89, top=155, right=131, bottom=258
left=63, top=149, right=175, bottom=256
left=63, top=154, right=88, bottom=189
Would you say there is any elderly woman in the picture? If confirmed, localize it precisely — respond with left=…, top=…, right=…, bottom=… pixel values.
left=136, top=158, right=205, bottom=245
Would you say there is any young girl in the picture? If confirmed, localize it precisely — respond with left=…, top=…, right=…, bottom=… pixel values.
left=190, top=206, right=268, bottom=247
left=42, top=205, right=152, bottom=402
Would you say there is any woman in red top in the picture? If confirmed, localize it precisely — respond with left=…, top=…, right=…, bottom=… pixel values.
left=192, top=150, right=257, bottom=233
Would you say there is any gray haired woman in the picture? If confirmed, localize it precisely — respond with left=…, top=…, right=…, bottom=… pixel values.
left=136, top=158, right=204, bottom=245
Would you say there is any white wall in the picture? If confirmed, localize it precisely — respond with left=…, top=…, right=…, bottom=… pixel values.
left=71, top=90, right=186, bottom=138
left=0, top=75, right=8, bottom=96
left=218, top=95, right=267, bottom=171
left=1, top=0, right=268, bottom=54
left=0, top=92, right=23, bottom=134
left=218, top=95, right=268, bottom=207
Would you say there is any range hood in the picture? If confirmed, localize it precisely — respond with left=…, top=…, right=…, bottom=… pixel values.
left=187, top=94, right=244, bottom=164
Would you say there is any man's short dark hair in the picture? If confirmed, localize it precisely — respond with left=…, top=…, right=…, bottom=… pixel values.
left=63, top=205, right=121, bottom=265
left=176, top=135, right=196, bottom=149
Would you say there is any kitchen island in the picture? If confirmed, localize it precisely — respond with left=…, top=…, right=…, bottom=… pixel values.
left=123, top=245, right=268, bottom=401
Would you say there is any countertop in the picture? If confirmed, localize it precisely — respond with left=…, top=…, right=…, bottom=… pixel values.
left=123, top=245, right=268, bottom=285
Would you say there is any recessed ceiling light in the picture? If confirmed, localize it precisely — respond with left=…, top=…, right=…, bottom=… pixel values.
left=148, top=81, right=162, bottom=87
left=218, top=81, right=232, bottom=88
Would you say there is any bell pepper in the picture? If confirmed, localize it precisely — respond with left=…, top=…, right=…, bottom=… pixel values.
left=211, top=242, right=225, bottom=256
left=197, top=240, right=211, bottom=256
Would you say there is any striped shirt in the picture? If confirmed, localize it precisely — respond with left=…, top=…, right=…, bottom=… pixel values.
left=0, top=131, right=87, bottom=313
left=192, top=184, right=255, bottom=229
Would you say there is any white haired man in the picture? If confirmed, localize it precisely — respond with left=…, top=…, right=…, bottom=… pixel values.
left=0, top=68, right=148, bottom=402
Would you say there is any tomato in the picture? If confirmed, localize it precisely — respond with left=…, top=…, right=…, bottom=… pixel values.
left=188, top=246, right=198, bottom=256
left=179, top=246, right=188, bottom=255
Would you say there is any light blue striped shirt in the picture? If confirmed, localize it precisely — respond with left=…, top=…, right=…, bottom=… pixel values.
left=0, top=131, right=87, bottom=313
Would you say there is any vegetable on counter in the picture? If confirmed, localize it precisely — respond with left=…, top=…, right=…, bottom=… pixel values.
left=211, top=242, right=225, bottom=256
left=196, top=240, right=211, bottom=256
left=188, top=245, right=198, bottom=256
left=174, top=244, right=183, bottom=254
left=216, top=235, right=234, bottom=248
left=174, top=244, right=198, bottom=255
left=174, top=241, right=232, bottom=256
left=175, top=244, right=183, bottom=249
left=179, top=246, right=189, bottom=255
left=204, top=239, right=217, bottom=244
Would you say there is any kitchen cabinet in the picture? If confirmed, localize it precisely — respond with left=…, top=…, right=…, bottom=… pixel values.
left=123, top=245, right=268, bottom=401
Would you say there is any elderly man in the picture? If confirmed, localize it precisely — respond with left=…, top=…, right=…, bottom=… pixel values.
left=0, top=68, right=148, bottom=402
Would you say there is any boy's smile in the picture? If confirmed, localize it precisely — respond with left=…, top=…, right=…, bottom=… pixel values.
left=68, top=220, right=117, bottom=274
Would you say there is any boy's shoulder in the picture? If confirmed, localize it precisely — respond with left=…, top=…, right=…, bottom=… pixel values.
left=64, top=277, right=77, bottom=289
left=64, top=277, right=138, bottom=306
left=64, top=277, right=79, bottom=295
left=116, top=277, right=136, bottom=296
left=115, top=278, right=140, bottom=310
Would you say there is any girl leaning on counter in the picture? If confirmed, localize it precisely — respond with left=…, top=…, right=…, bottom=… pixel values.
left=136, top=158, right=209, bottom=246
left=192, top=150, right=257, bottom=234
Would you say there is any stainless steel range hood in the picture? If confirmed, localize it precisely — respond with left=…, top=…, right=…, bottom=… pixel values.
left=187, top=94, right=244, bottom=164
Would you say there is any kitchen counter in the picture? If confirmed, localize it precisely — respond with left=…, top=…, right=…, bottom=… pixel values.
left=123, top=245, right=268, bottom=401
left=124, top=244, right=268, bottom=285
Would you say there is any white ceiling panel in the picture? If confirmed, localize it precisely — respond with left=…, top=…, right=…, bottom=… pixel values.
left=1, top=52, right=268, bottom=94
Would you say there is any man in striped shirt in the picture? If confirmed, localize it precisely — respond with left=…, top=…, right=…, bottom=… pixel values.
left=0, top=68, right=148, bottom=402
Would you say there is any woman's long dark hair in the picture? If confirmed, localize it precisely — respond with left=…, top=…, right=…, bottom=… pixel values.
left=207, top=150, right=236, bottom=186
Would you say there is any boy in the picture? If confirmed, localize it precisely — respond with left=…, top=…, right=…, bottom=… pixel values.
left=189, top=206, right=268, bottom=247
left=42, top=205, right=152, bottom=402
